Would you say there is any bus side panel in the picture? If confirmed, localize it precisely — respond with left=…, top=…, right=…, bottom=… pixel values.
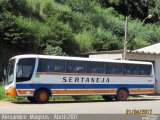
left=15, top=73, right=155, bottom=97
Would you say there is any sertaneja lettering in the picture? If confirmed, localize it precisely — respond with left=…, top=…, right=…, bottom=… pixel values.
left=62, top=77, right=110, bottom=83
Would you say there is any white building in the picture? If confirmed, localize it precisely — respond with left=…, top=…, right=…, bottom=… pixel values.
left=88, top=43, right=160, bottom=94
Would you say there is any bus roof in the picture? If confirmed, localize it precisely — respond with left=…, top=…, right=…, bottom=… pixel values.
left=11, top=54, right=152, bottom=65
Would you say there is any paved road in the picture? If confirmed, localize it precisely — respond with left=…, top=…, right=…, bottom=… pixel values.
left=0, top=96, right=160, bottom=114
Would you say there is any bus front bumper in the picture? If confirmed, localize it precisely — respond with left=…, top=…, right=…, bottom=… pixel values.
left=5, top=87, right=17, bottom=97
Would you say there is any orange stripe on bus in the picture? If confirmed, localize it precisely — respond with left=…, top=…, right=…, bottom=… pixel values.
left=52, top=89, right=116, bottom=94
left=129, top=89, right=155, bottom=93
left=17, top=90, right=35, bottom=95
left=30, top=91, right=35, bottom=94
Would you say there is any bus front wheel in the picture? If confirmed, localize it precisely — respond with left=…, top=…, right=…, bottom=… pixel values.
left=35, top=89, right=50, bottom=103
left=27, top=97, right=36, bottom=103
left=115, top=89, right=128, bottom=101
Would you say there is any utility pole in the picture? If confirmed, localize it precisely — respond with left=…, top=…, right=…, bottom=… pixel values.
left=123, top=16, right=128, bottom=60
left=122, top=15, right=152, bottom=60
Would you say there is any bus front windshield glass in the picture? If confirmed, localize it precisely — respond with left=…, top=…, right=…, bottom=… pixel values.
left=6, top=59, right=15, bottom=85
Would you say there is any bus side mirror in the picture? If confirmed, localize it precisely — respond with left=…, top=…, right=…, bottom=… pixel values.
left=2, top=68, right=7, bottom=84
left=4, top=69, right=6, bottom=76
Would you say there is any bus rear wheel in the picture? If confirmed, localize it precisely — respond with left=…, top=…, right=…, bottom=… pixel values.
left=35, top=89, right=50, bottom=103
left=115, top=89, right=128, bottom=101
left=27, top=97, right=36, bottom=103
left=102, top=95, right=113, bottom=101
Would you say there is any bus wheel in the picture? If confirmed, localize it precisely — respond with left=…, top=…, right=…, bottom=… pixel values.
left=102, top=95, right=113, bottom=101
left=35, top=89, right=50, bottom=103
left=27, top=97, right=36, bottom=103
left=115, top=89, right=128, bottom=101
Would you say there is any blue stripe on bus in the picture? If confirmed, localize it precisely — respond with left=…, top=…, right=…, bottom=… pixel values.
left=16, top=84, right=154, bottom=89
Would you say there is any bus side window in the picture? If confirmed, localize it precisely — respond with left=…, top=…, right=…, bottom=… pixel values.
left=43, top=59, right=54, bottom=72
left=66, top=60, right=86, bottom=73
left=37, top=59, right=65, bottom=72
left=123, top=64, right=131, bottom=74
left=87, top=62, right=105, bottom=74
left=16, top=58, right=35, bottom=81
left=37, top=59, right=54, bottom=72
left=53, top=60, right=65, bottom=72
left=130, top=64, right=139, bottom=74
left=139, top=65, right=152, bottom=75
left=106, top=63, right=122, bottom=74
left=145, top=65, right=152, bottom=75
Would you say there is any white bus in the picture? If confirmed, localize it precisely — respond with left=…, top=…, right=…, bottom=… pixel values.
left=5, top=54, right=155, bottom=103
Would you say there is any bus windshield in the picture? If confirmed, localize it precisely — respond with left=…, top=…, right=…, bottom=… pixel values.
left=6, top=59, right=15, bottom=85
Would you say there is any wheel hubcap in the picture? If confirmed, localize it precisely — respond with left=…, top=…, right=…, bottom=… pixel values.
left=120, top=92, right=125, bottom=99
left=39, top=92, right=47, bottom=101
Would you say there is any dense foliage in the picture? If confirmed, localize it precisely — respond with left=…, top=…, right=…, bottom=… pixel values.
left=0, top=0, right=160, bottom=79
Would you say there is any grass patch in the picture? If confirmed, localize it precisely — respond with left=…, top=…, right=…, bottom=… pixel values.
left=72, top=96, right=103, bottom=101
left=51, top=96, right=103, bottom=101
left=51, top=96, right=75, bottom=101
left=128, top=95, right=144, bottom=99
left=0, top=83, right=103, bottom=102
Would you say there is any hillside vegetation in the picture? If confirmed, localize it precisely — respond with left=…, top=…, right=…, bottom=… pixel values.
left=0, top=0, right=160, bottom=79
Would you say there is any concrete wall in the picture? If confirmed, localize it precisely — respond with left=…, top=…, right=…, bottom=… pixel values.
left=89, top=53, right=122, bottom=59
left=128, top=53, right=157, bottom=61
left=154, top=59, right=160, bottom=94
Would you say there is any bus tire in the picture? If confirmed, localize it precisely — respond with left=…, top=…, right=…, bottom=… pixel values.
left=115, top=89, right=128, bottom=101
left=27, top=97, right=36, bottom=103
left=35, top=89, right=50, bottom=103
left=102, top=95, right=113, bottom=101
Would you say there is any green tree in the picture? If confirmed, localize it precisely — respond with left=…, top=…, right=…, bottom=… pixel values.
left=44, top=45, right=66, bottom=56
left=0, top=0, right=160, bottom=80
left=148, top=0, right=160, bottom=22
left=56, top=0, right=97, bottom=13
left=99, top=0, right=148, bottom=19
